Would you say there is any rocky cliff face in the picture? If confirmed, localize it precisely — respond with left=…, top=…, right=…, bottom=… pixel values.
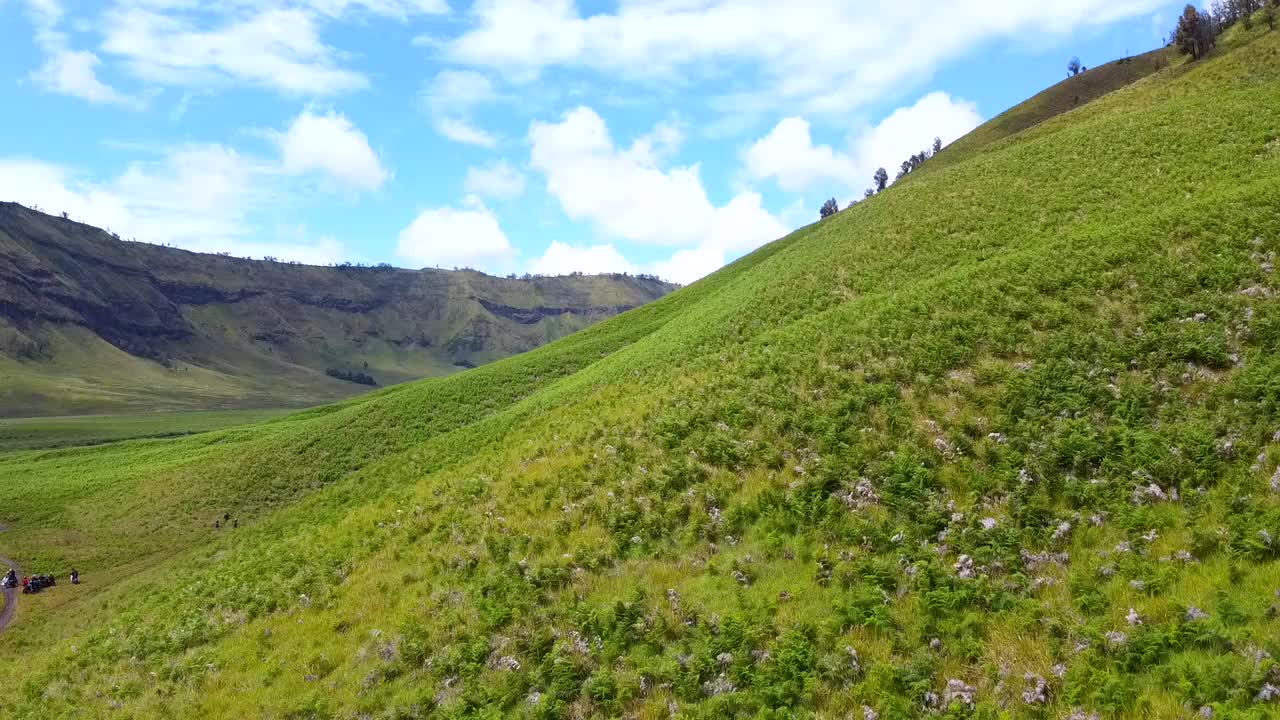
left=0, top=202, right=677, bottom=415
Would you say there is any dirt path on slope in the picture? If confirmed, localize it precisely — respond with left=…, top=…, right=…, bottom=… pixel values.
left=0, top=554, right=18, bottom=632
left=0, top=522, right=16, bottom=632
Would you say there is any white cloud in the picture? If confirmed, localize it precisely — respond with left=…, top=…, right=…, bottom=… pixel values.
left=22, top=0, right=448, bottom=101
left=434, top=117, right=499, bottom=148
left=745, top=92, right=982, bottom=195
left=633, top=120, right=684, bottom=162
left=423, top=69, right=502, bottom=147
left=743, top=117, right=858, bottom=193
left=529, top=106, right=787, bottom=250
left=528, top=241, right=635, bottom=276
left=700, top=190, right=790, bottom=254
left=647, top=243, right=726, bottom=286
left=278, top=109, right=389, bottom=191
left=0, top=151, right=347, bottom=265
left=447, top=0, right=1166, bottom=115
left=464, top=161, right=526, bottom=198
left=427, top=69, right=498, bottom=108
left=101, top=6, right=367, bottom=95
left=23, top=0, right=135, bottom=106
left=23, top=0, right=62, bottom=27
left=32, top=49, right=135, bottom=107
left=396, top=197, right=515, bottom=270
left=528, top=106, right=789, bottom=285
left=302, top=0, right=449, bottom=20
left=113, top=145, right=263, bottom=238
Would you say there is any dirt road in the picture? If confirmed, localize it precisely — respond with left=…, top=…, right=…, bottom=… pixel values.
left=0, top=522, right=16, bottom=631
left=0, top=554, right=18, bottom=632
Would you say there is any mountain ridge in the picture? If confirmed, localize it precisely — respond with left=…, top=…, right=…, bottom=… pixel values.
left=0, top=202, right=676, bottom=416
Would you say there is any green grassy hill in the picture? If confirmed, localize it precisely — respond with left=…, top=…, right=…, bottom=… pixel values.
left=921, top=47, right=1172, bottom=172
left=2, top=25, right=1280, bottom=720
left=0, top=205, right=675, bottom=417
left=923, top=47, right=1174, bottom=174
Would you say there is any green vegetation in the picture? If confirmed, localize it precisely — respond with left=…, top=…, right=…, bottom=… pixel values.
left=0, top=208, right=675, bottom=417
left=0, top=409, right=292, bottom=452
left=925, top=47, right=1173, bottom=174
left=853, top=137, right=943, bottom=206
left=3, top=26, right=1280, bottom=720
left=326, top=368, right=379, bottom=387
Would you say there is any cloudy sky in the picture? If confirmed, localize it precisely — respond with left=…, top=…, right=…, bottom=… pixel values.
left=1, top=0, right=1180, bottom=283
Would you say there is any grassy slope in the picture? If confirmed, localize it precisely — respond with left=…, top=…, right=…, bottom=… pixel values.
left=923, top=47, right=1174, bottom=174
left=3, top=30, right=1280, bottom=719
left=0, top=324, right=352, bottom=416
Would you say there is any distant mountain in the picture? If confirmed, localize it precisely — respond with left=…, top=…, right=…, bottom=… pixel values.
left=0, top=202, right=676, bottom=416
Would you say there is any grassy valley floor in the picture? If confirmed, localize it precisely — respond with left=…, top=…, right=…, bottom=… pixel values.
left=0, top=409, right=295, bottom=453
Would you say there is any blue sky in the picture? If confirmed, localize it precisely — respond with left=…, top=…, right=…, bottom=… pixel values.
left=0, top=0, right=1183, bottom=283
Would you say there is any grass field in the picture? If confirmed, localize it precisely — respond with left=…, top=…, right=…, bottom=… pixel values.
left=0, top=409, right=294, bottom=452
left=1, top=22, right=1280, bottom=720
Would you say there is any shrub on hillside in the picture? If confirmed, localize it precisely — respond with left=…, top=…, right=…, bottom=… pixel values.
left=819, top=198, right=840, bottom=219
left=893, top=140, right=942, bottom=181
left=325, top=368, right=377, bottom=386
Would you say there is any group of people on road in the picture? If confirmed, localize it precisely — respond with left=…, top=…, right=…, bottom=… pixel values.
left=2, top=567, right=78, bottom=592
